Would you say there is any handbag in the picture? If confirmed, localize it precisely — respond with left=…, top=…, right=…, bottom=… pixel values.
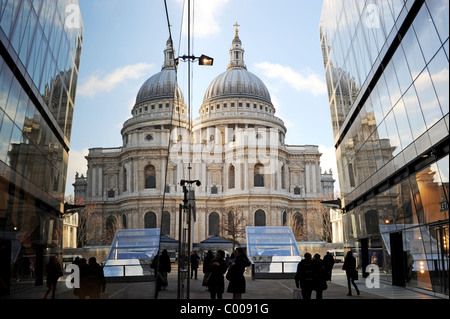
left=352, top=269, right=358, bottom=280
left=293, top=288, right=302, bottom=299
left=202, top=272, right=211, bottom=286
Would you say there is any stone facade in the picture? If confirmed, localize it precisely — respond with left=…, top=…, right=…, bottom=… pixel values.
left=75, top=31, right=334, bottom=245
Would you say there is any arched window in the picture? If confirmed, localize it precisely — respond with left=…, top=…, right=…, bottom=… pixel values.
left=144, top=211, right=157, bottom=228
left=145, top=165, right=156, bottom=189
left=162, top=211, right=171, bottom=235
left=254, top=209, right=266, bottom=226
left=228, top=165, right=235, bottom=189
left=227, top=211, right=233, bottom=235
left=105, top=216, right=117, bottom=244
left=254, top=164, right=264, bottom=187
left=281, top=165, right=286, bottom=189
left=282, top=210, right=287, bottom=226
left=122, top=214, right=127, bottom=229
left=209, top=212, right=220, bottom=236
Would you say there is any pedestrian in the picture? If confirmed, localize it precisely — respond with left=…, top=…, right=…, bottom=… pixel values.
left=190, top=251, right=200, bottom=280
left=77, top=258, right=88, bottom=299
left=43, top=256, right=63, bottom=299
left=323, top=251, right=335, bottom=281
left=312, top=253, right=327, bottom=299
left=85, top=257, right=106, bottom=299
left=208, top=250, right=227, bottom=299
left=151, top=249, right=171, bottom=291
left=295, top=252, right=314, bottom=299
left=226, top=247, right=251, bottom=299
left=342, top=251, right=360, bottom=296
left=202, top=250, right=214, bottom=289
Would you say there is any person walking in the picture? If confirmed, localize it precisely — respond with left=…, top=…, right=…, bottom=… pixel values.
left=226, top=247, right=251, bottom=299
left=85, top=257, right=106, bottom=299
left=342, top=251, right=360, bottom=296
left=152, top=249, right=171, bottom=291
left=208, top=250, right=227, bottom=299
left=323, top=251, right=335, bottom=281
left=190, top=251, right=200, bottom=280
left=43, top=256, right=63, bottom=299
left=202, top=250, right=214, bottom=289
left=295, top=252, right=314, bottom=299
left=312, top=253, right=327, bottom=299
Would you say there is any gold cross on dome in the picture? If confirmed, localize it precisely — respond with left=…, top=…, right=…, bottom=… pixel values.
left=234, top=22, right=240, bottom=36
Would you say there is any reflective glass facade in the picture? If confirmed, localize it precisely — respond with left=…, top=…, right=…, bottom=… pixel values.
left=0, top=0, right=83, bottom=294
left=320, top=0, right=448, bottom=295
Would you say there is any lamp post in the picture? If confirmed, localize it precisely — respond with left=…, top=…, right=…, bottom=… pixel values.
left=173, top=0, right=212, bottom=300
left=177, top=179, right=200, bottom=299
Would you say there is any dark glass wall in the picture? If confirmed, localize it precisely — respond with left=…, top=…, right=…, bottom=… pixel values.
left=321, top=0, right=448, bottom=295
left=0, top=0, right=83, bottom=294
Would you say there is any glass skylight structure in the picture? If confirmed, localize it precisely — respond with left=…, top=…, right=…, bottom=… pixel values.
left=104, top=229, right=160, bottom=279
left=246, top=226, right=301, bottom=278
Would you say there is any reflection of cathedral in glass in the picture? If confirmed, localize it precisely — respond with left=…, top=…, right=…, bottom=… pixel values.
left=0, top=1, right=83, bottom=293
left=320, top=0, right=449, bottom=295
left=76, top=29, right=335, bottom=246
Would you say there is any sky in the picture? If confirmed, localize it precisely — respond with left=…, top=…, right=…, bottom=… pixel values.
left=66, top=0, right=337, bottom=196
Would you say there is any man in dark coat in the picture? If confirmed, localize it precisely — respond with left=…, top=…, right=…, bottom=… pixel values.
left=226, top=247, right=251, bottom=299
left=323, top=251, right=335, bottom=281
left=85, top=257, right=106, bottom=299
left=151, top=249, right=171, bottom=291
left=208, top=250, right=227, bottom=299
left=311, top=253, right=327, bottom=299
left=295, top=253, right=314, bottom=299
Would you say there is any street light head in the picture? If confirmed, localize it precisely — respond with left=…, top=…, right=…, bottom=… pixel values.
left=199, top=54, right=213, bottom=66
left=195, top=180, right=201, bottom=187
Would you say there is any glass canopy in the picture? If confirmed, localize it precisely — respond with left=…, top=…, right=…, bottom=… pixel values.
left=104, top=229, right=160, bottom=279
left=246, top=226, right=301, bottom=277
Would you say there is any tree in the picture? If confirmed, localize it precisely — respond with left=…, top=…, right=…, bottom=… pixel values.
left=220, top=208, right=247, bottom=251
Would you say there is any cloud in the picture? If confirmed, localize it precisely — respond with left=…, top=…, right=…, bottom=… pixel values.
left=254, top=62, right=327, bottom=96
left=178, top=0, right=230, bottom=38
left=65, top=148, right=89, bottom=196
left=78, top=63, right=155, bottom=97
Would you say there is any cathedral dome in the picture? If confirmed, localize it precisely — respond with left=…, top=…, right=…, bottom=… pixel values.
left=203, top=68, right=271, bottom=105
left=135, top=69, right=184, bottom=105
left=202, top=27, right=271, bottom=105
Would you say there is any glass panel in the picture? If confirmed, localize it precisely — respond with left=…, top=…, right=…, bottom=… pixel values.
left=413, top=4, right=442, bottom=64
left=414, top=68, right=443, bottom=129
left=392, top=98, right=414, bottom=149
left=427, top=48, right=449, bottom=116
left=425, top=0, right=449, bottom=44
left=402, top=25, right=426, bottom=80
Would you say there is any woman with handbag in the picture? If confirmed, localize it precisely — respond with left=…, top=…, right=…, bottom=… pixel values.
left=342, top=251, right=360, bottom=296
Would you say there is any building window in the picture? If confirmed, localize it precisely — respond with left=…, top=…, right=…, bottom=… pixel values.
left=254, top=164, right=264, bottom=187
left=144, top=212, right=157, bottom=228
left=145, top=165, right=156, bottom=189
left=123, top=167, right=127, bottom=192
left=162, top=211, right=170, bottom=235
left=294, top=187, right=301, bottom=195
left=209, top=212, right=220, bottom=235
left=122, top=214, right=127, bottom=229
left=211, top=186, right=218, bottom=194
left=108, top=189, right=114, bottom=198
left=229, top=165, right=235, bottom=189
left=254, top=210, right=266, bottom=226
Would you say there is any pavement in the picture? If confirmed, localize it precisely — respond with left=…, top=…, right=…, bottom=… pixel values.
left=2, top=264, right=445, bottom=300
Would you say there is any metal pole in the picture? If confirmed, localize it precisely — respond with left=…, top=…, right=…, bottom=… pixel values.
left=186, top=203, right=191, bottom=299
left=177, top=203, right=182, bottom=299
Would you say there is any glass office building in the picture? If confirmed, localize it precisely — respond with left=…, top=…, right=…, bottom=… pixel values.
left=320, top=0, right=448, bottom=295
left=0, top=0, right=83, bottom=294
